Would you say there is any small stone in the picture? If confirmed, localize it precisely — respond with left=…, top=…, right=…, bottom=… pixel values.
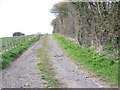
left=37, top=62, right=41, bottom=65
left=25, top=82, right=28, bottom=86
left=60, top=58, right=63, bottom=60
left=85, top=76, right=89, bottom=78
left=54, top=55, right=56, bottom=57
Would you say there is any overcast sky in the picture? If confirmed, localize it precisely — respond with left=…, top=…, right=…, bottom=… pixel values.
left=0, top=0, right=63, bottom=37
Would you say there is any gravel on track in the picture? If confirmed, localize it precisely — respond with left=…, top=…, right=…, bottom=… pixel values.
left=48, top=35, right=110, bottom=88
left=0, top=35, right=111, bottom=88
left=1, top=37, right=44, bottom=88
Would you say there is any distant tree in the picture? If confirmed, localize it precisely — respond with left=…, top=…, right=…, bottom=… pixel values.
left=13, top=32, right=25, bottom=37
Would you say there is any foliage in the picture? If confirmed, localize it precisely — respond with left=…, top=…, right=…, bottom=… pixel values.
left=51, top=1, right=119, bottom=57
left=51, top=2, right=69, bottom=17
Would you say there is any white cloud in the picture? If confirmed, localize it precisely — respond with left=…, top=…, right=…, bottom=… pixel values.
left=0, top=0, right=63, bottom=37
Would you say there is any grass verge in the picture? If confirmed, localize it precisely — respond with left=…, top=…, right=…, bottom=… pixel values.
left=53, top=34, right=118, bottom=87
left=0, top=35, right=40, bottom=69
left=37, top=35, right=61, bottom=88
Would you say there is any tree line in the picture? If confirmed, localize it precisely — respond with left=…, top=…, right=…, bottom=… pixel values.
left=51, top=0, right=119, bottom=58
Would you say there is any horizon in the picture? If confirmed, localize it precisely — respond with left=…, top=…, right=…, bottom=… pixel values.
left=0, top=0, right=63, bottom=38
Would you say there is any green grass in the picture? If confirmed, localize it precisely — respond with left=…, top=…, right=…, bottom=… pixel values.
left=53, top=34, right=119, bottom=87
left=0, top=35, right=40, bottom=69
left=37, top=35, right=61, bottom=88
left=0, top=36, right=30, bottom=52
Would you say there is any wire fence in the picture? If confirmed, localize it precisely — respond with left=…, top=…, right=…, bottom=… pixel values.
left=0, top=35, right=36, bottom=52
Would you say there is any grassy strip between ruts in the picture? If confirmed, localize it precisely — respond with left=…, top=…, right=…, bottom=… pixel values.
left=37, top=35, right=61, bottom=88
left=0, top=35, right=40, bottom=69
left=53, top=34, right=119, bottom=87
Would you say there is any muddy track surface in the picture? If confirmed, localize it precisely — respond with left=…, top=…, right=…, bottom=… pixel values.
left=48, top=35, right=110, bottom=88
left=1, top=37, right=44, bottom=88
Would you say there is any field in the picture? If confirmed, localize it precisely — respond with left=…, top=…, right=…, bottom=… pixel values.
left=0, top=34, right=40, bottom=69
left=0, top=35, right=36, bottom=52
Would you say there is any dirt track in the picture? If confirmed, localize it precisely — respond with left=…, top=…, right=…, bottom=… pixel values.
left=1, top=35, right=111, bottom=88
left=47, top=35, right=110, bottom=88
left=1, top=37, right=44, bottom=88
